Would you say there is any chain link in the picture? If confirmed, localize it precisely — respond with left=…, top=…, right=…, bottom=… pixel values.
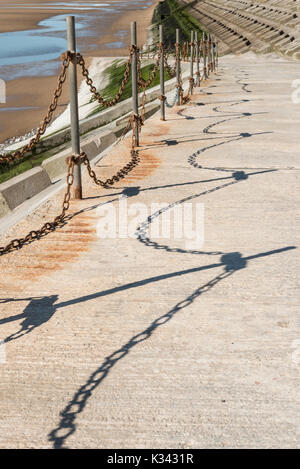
left=0, top=52, right=73, bottom=166
left=81, top=109, right=142, bottom=188
left=164, top=56, right=176, bottom=78
left=137, top=45, right=162, bottom=89
left=82, top=147, right=140, bottom=189
left=77, top=48, right=134, bottom=108
left=0, top=156, right=75, bottom=255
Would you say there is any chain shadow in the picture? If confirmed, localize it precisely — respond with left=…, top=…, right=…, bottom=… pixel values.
left=136, top=169, right=276, bottom=254
left=46, top=245, right=295, bottom=448
left=79, top=171, right=246, bottom=202
left=188, top=132, right=272, bottom=169
left=1, top=244, right=295, bottom=345
left=0, top=168, right=278, bottom=343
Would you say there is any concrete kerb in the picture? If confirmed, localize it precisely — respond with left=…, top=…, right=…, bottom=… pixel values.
left=0, top=192, right=10, bottom=218
left=0, top=167, right=51, bottom=212
left=0, top=67, right=191, bottom=220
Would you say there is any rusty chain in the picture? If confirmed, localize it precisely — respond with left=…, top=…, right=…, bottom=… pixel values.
left=82, top=147, right=140, bottom=188
left=164, top=55, right=176, bottom=78
left=139, top=86, right=148, bottom=125
left=136, top=42, right=163, bottom=123
left=0, top=52, right=73, bottom=166
left=80, top=107, right=142, bottom=189
left=0, top=46, right=138, bottom=255
left=0, top=156, right=75, bottom=255
left=0, top=113, right=141, bottom=256
left=0, top=47, right=133, bottom=168
left=182, top=42, right=188, bottom=62
left=178, top=46, right=190, bottom=105
left=77, top=48, right=134, bottom=108
left=164, top=43, right=172, bottom=62
left=137, top=44, right=162, bottom=89
left=172, top=42, right=184, bottom=105
left=0, top=115, right=141, bottom=255
left=0, top=37, right=221, bottom=256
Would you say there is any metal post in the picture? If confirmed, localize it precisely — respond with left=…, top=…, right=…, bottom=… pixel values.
left=209, top=34, right=212, bottom=72
left=159, top=24, right=165, bottom=121
left=203, top=31, right=207, bottom=79
left=159, top=0, right=164, bottom=23
left=131, top=21, right=139, bottom=146
left=207, top=33, right=212, bottom=76
left=190, top=30, right=194, bottom=95
left=195, top=31, right=200, bottom=86
left=176, top=28, right=181, bottom=105
left=67, top=16, right=82, bottom=200
left=211, top=35, right=215, bottom=72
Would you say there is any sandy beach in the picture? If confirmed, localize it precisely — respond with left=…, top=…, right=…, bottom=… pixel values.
left=0, top=0, right=159, bottom=143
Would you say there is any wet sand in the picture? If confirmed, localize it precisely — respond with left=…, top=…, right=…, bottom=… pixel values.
left=0, top=0, right=159, bottom=143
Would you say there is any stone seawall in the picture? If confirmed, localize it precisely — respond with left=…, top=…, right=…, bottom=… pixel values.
left=179, top=0, right=300, bottom=59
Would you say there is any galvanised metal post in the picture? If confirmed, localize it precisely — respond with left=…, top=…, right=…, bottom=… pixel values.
left=211, top=35, right=215, bottom=72
left=207, top=33, right=212, bottom=76
left=176, top=28, right=181, bottom=105
left=131, top=21, right=139, bottom=147
left=195, top=31, right=200, bottom=86
left=67, top=16, right=82, bottom=200
left=210, top=34, right=213, bottom=74
left=203, top=31, right=207, bottom=79
left=213, top=37, right=216, bottom=70
left=189, top=30, right=194, bottom=95
left=159, top=24, right=165, bottom=121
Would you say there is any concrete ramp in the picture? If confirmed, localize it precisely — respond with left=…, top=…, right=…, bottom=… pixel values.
left=0, top=52, right=299, bottom=448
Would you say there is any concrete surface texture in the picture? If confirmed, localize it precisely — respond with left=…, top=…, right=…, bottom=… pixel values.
left=0, top=51, right=299, bottom=449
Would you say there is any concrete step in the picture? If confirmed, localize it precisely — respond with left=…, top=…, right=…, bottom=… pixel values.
left=178, top=0, right=300, bottom=60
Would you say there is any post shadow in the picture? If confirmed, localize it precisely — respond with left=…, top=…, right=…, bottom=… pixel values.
left=1, top=296, right=58, bottom=343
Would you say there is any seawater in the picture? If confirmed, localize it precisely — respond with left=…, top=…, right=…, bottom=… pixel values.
left=0, top=1, right=152, bottom=80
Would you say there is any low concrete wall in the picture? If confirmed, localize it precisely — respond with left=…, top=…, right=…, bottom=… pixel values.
left=0, top=193, right=10, bottom=218
left=41, top=130, right=116, bottom=183
left=0, top=167, right=51, bottom=213
left=41, top=100, right=160, bottom=183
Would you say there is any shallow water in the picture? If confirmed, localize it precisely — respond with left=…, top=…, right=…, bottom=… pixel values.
left=0, top=0, right=154, bottom=142
left=0, top=2, right=118, bottom=10
left=0, top=15, right=85, bottom=68
left=0, top=106, right=39, bottom=112
left=0, top=1, right=152, bottom=80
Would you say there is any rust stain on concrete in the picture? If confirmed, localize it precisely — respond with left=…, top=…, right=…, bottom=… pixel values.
left=117, top=151, right=161, bottom=184
left=0, top=210, right=98, bottom=286
left=0, top=119, right=168, bottom=288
